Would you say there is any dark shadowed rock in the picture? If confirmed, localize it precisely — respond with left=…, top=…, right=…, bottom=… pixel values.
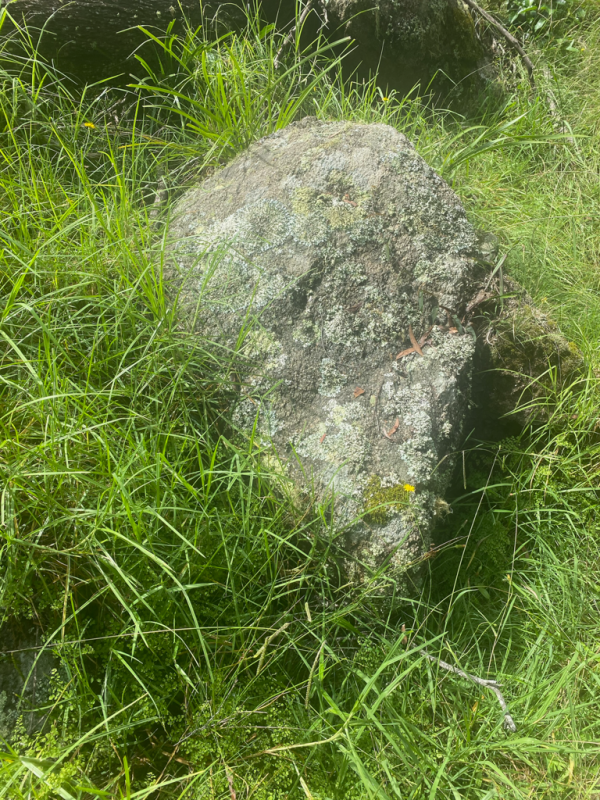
left=4, top=0, right=490, bottom=98
left=470, top=275, right=584, bottom=431
left=0, top=619, right=56, bottom=738
left=168, top=117, right=491, bottom=588
left=321, top=0, right=487, bottom=98
left=1, top=0, right=244, bottom=84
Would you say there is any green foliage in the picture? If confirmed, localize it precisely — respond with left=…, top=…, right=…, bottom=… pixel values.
left=1, top=2, right=600, bottom=798
left=507, top=0, right=587, bottom=35
left=362, top=476, right=410, bottom=524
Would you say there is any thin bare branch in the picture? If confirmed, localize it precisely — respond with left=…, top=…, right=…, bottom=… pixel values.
left=420, top=650, right=517, bottom=732
left=274, top=0, right=314, bottom=69
left=462, top=0, right=535, bottom=88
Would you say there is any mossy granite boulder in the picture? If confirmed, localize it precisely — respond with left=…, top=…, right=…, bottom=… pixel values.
left=168, top=117, right=494, bottom=587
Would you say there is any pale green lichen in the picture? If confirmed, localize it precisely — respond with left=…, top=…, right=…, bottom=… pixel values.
left=292, top=319, right=320, bottom=348
left=319, top=357, right=348, bottom=397
left=291, top=187, right=323, bottom=216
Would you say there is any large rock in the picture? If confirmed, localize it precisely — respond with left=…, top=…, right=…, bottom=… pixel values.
left=168, top=118, right=490, bottom=586
left=5, top=0, right=489, bottom=97
left=320, top=0, right=487, bottom=99
left=2, top=0, right=243, bottom=84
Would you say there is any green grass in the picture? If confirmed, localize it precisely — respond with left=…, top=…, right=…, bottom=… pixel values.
left=1, top=4, right=600, bottom=798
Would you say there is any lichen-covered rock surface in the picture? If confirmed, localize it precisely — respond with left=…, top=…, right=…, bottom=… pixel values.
left=168, top=117, right=491, bottom=586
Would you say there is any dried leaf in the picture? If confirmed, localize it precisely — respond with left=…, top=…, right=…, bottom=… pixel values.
left=408, top=325, right=424, bottom=357
left=353, top=387, right=365, bottom=397
left=448, top=327, right=458, bottom=334
left=226, top=769, right=237, bottom=800
left=396, top=347, right=415, bottom=360
left=343, top=193, right=358, bottom=207
left=319, top=433, right=326, bottom=444
left=384, top=418, right=400, bottom=439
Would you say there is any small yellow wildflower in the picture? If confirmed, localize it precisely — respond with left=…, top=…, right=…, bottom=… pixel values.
left=83, top=122, right=96, bottom=129
left=382, top=96, right=389, bottom=102
left=403, top=484, right=415, bottom=493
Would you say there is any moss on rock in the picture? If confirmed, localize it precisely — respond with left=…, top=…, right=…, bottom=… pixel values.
left=470, top=276, right=584, bottom=429
left=363, top=475, right=412, bottom=524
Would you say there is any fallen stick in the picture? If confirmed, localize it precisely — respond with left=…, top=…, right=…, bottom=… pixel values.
left=420, top=650, right=517, bottom=732
left=274, top=0, right=314, bottom=69
left=462, top=0, right=535, bottom=88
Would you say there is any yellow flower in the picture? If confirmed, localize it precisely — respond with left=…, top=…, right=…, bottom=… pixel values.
left=403, top=484, right=415, bottom=493
left=83, top=122, right=96, bottom=129
left=382, top=96, right=389, bottom=102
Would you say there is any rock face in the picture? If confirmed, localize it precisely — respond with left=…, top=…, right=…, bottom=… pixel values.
left=0, top=620, right=56, bottom=738
left=8, top=0, right=489, bottom=97
left=470, top=275, right=583, bottom=431
left=321, top=0, right=487, bottom=98
left=168, top=118, right=490, bottom=586
left=4, top=0, right=243, bottom=84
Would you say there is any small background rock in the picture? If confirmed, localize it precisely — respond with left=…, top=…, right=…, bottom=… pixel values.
left=470, top=275, right=584, bottom=432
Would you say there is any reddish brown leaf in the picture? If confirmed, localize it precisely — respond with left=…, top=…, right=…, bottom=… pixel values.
left=384, top=418, right=400, bottom=439
left=343, top=193, right=358, bottom=207
left=353, top=387, right=365, bottom=398
left=396, top=346, right=415, bottom=360
left=346, top=302, right=363, bottom=314
left=319, top=433, right=326, bottom=443
left=408, top=325, right=424, bottom=357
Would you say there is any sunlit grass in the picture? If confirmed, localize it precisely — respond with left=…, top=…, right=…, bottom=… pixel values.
left=1, top=3, right=600, bottom=798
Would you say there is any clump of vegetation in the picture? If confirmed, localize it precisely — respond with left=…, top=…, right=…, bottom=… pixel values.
left=363, top=476, right=413, bottom=524
left=1, top=2, right=600, bottom=798
left=506, top=0, right=588, bottom=35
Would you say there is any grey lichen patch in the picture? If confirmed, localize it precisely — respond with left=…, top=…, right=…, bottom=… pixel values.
left=318, top=357, right=348, bottom=397
left=168, top=117, right=491, bottom=591
left=291, top=213, right=329, bottom=246
left=238, top=199, right=291, bottom=251
left=292, top=318, right=320, bottom=348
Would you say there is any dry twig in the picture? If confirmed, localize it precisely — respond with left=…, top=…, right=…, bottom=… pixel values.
left=420, top=650, right=517, bottom=732
left=274, top=0, right=314, bottom=69
left=462, top=0, right=535, bottom=87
